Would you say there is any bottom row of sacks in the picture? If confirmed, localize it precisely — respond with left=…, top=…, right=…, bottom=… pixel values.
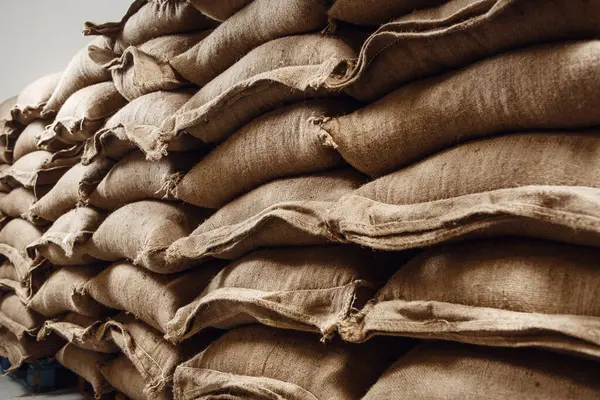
left=31, top=322, right=600, bottom=400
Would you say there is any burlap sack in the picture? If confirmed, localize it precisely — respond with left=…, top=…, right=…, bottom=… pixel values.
left=0, top=327, right=63, bottom=370
left=42, top=38, right=113, bottom=116
left=0, top=218, right=43, bottom=282
left=174, top=325, right=404, bottom=400
left=0, top=148, right=81, bottom=189
left=0, top=187, right=41, bottom=219
left=83, top=260, right=224, bottom=333
left=171, top=0, right=328, bottom=86
left=0, top=165, right=11, bottom=192
left=158, top=34, right=357, bottom=152
left=10, top=72, right=62, bottom=125
left=0, top=260, right=45, bottom=304
left=175, top=100, right=352, bottom=209
left=91, top=32, right=211, bottom=102
left=37, top=312, right=118, bottom=354
left=13, top=120, right=69, bottom=162
left=87, top=150, right=198, bottom=211
left=26, top=158, right=114, bottom=224
left=167, top=169, right=367, bottom=264
left=100, top=356, right=172, bottom=400
left=84, top=200, right=210, bottom=273
left=84, top=0, right=218, bottom=53
left=187, top=0, right=253, bottom=21
left=27, top=207, right=108, bottom=266
left=55, top=343, right=114, bottom=396
left=82, top=90, right=203, bottom=164
left=328, top=134, right=600, bottom=251
left=98, top=313, right=217, bottom=398
left=28, top=264, right=110, bottom=318
left=328, top=0, right=446, bottom=26
left=340, top=238, right=600, bottom=359
left=0, top=96, right=21, bottom=165
left=328, top=0, right=600, bottom=101
left=364, top=342, right=600, bottom=399
left=324, top=41, right=600, bottom=176
left=0, top=292, right=45, bottom=339
left=167, top=245, right=403, bottom=343
left=37, top=82, right=127, bottom=149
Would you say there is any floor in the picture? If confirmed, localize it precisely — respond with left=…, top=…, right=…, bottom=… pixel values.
left=0, top=375, right=84, bottom=400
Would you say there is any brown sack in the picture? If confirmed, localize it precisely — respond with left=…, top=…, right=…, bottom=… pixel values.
left=99, top=313, right=216, bottom=398
left=14, top=120, right=69, bottom=162
left=329, top=133, right=600, bottom=251
left=324, top=41, right=600, bottom=176
left=26, top=159, right=114, bottom=224
left=329, top=0, right=600, bottom=101
left=174, top=325, right=405, bottom=400
left=0, top=293, right=45, bottom=339
left=158, top=34, right=357, bottom=152
left=0, top=218, right=43, bottom=282
left=175, top=100, right=351, bottom=209
left=0, top=327, right=63, bottom=370
left=0, top=148, right=81, bottom=189
left=0, top=96, right=21, bottom=165
left=42, top=38, right=113, bottom=116
left=101, top=356, right=172, bottom=400
left=28, top=264, right=110, bottom=318
left=167, top=245, right=403, bottom=343
left=329, top=0, right=445, bottom=26
left=364, top=342, right=600, bottom=400
left=83, top=261, right=224, bottom=333
left=171, top=0, right=328, bottom=86
left=92, top=32, right=211, bottom=102
left=55, top=343, right=114, bottom=396
left=87, top=150, right=198, bottom=211
left=84, top=200, right=209, bottom=274
left=167, top=169, right=367, bottom=264
left=11, top=72, right=62, bottom=125
left=38, top=82, right=127, bottom=148
left=0, top=187, right=41, bottom=219
left=82, top=90, right=203, bottom=164
left=187, top=0, right=253, bottom=21
left=84, top=0, right=218, bottom=54
left=27, top=207, right=108, bottom=266
left=341, top=238, right=600, bottom=359
left=0, top=165, right=11, bottom=192
left=38, top=312, right=118, bottom=354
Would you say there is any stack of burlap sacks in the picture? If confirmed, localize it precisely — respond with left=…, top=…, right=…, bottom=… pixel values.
left=0, top=0, right=600, bottom=398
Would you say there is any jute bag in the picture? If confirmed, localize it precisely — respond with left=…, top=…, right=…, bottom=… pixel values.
left=0, top=327, right=64, bottom=370
left=0, top=187, right=42, bottom=219
left=328, top=133, right=600, bottom=251
left=327, top=0, right=600, bottom=101
left=174, top=325, right=404, bottom=400
left=14, top=120, right=68, bottom=162
left=10, top=72, right=62, bottom=125
left=100, top=356, right=171, bottom=400
left=37, top=312, right=119, bottom=354
left=84, top=200, right=210, bottom=273
left=37, top=82, right=127, bottom=148
left=98, top=313, right=217, bottom=398
left=175, top=99, right=353, bottom=208
left=90, top=32, right=211, bottom=101
left=0, top=148, right=81, bottom=189
left=166, top=169, right=367, bottom=265
left=83, top=260, right=224, bottom=333
left=0, top=259, right=45, bottom=304
left=187, top=0, right=253, bottom=21
left=364, top=342, right=600, bottom=400
left=166, top=245, right=404, bottom=343
left=82, top=90, right=203, bottom=164
left=87, top=150, right=199, bottom=211
left=0, top=165, right=12, bottom=192
left=26, top=158, right=115, bottom=224
left=0, top=292, right=45, bottom=339
left=171, top=0, right=328, bottom=86
left=158, top=33, right=357, bottom=152
left=28, top=264, right=110, bottom=318
left=42, top=37, right=113, bottom=116
left=27, top=207, right=108, bottom=266
left=0, top=218, right=43, bottom=282
left=340, top=238, right=600, bottom=359
left=55, top=343, right=114, bottom=396
left=84, top=0, right=218, bottom=53
left=0, top=96, right=19, bottom=164
left=328, top=0, right=445, bottom=26
left=323, top=40, right=600, bottom=176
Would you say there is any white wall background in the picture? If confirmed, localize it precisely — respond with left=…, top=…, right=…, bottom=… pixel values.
left=0, top=1, right=131, bottom=101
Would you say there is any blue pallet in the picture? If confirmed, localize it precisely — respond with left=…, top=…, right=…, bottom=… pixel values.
left=0, top=356, right=77, bottom=393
